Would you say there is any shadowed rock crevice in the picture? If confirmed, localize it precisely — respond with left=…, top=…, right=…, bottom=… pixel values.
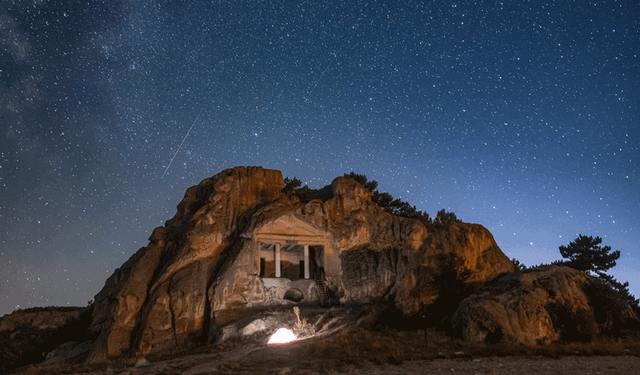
left=340, top=246, right=400, bottom=302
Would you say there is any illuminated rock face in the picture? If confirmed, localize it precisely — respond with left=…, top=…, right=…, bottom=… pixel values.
left=453, top=266, right=591, bottom=345
left=453, top=265, right=639, bottom=345
left=88, top=166, right=515, bottom=361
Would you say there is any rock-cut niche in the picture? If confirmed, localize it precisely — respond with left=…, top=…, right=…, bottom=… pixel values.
left=254, top=215, right=339, bottom=282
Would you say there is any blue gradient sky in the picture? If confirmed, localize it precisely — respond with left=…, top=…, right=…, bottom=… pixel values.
left=1, top=0, right=638, bottom=315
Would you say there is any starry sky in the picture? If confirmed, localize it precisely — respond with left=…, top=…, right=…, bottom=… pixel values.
left=1, top=0, right=638, bottom=316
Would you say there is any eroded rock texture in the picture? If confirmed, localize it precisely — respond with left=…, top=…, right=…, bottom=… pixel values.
left=86, top=166, right=514, bottom=361
left=452, top=265, right=639, bottom=345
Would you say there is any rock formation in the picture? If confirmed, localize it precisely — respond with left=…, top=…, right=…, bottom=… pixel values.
left=0, top=307, right=92, bottom=373
left=5, top=166, right=640, bottom=374
left=453, top=265, right=639, bottom=345
left=0, top=306, right=85, bottom=332
left=85, top=166, right=514, bottom=361
left=5, top=166, right=639, bottom=373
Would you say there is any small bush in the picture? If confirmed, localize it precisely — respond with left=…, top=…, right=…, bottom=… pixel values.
left=282, top=176, right=333, bottom=203
left=547, top=303, right=597, bottom=343
left=511, top=258, right=528, bottom=272
left=433, top=209, right=461, bottom=229
left=426, top=253, right=473, bottom=334
left=583, top=277, right=638, bottom=334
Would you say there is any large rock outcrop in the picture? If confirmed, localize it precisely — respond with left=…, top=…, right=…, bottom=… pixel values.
left=452, top=265, right=639, bottom=345
left=87, top=166, right=515, bottom=361
left=0, top=307, right=86, bottom=332
left=0, top=307, right=92, bottom=373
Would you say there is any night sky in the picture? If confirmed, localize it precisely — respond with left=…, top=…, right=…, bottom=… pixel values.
left=1, top=0, right=638, bottom=316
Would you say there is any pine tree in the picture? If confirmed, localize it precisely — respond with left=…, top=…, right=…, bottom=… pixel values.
left=283, top=177, right=302, bottom=190
left=559, top=234, right=620, bottom=277
left=560, top=235, right=639, bottom=316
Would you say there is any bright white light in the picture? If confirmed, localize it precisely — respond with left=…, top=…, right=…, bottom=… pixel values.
left=267, top=328, right=297, bottom=346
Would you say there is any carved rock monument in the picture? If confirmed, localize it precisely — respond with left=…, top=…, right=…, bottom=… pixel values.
left=4, top=166, right=639, bottom=373
left=87, top=166, right=514, bottom=360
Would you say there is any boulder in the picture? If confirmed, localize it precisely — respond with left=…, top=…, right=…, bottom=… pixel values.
left=44, top=341, right=94, bottom=363
left=452, top=265, right=637, bottom=345
left=241, top=317, right=279, bottom=336
left=283, top=288, right=304, bottom=302
left=288, top=279, right=320, bottom=304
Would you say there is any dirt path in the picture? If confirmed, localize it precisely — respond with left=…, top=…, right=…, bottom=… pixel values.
left=91, top=355, right=640, bottom=375
left=323, top=356, right=640, bottom=375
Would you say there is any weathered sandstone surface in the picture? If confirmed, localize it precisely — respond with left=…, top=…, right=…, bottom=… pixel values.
left=453, top=265, right=639, bottom=345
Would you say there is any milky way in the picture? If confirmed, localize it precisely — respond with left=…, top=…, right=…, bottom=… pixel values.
left=1, top=0, right=638, bottom=315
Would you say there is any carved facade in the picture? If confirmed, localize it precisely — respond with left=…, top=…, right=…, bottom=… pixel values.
left=252, top=214, right=339, bottom=282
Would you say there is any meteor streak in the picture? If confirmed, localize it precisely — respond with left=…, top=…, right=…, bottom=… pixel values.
left=161, top=110, right=202, bottom=178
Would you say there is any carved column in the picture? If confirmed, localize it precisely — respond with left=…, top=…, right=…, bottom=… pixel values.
left=275, top=243, right=281, bottom=277
left=257, top=240, right=261, bottom=261
left=304, top=244, right=310, bottom=279
left=257, top=241, right=262, bottom=276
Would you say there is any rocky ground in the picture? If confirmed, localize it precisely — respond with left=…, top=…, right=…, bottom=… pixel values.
left=12, top=345, right=640, bottom=375
left=328, top=357, right=640, bottom=375
left=4, top=304, right=640, bottom=375
left=11, top=322, right=640, bottom=375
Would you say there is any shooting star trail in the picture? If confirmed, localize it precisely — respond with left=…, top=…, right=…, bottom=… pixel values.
left=307, top=51, right=339, bottom=96
left=306, top=37, right=349, bottom=97
left=161, top=110, right=202, bottom=179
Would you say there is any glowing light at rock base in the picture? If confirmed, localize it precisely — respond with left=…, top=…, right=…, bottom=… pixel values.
left=267, top=328, right=297, bottom=346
